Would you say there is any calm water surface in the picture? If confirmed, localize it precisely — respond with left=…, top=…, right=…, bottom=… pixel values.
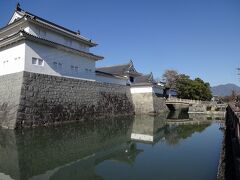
left=0, top=112, right=224, bottom=180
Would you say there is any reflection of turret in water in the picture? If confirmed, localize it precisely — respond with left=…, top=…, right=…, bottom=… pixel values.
left=130, top=112, right=213, bottom=146
left=131, top=114, right=167, bottom=144
left=0, top=115, right=143, bottom=180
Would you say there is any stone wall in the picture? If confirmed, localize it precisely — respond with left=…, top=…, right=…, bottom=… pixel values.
left=131, top=93, right=154, bottom=114
left=0, top=72, right=169, bottom=129
left=189, top=101, right=227, bottom=114
left=152, top=93, right=168, bottom=113
left=224, top=104, right=240, bottom=180
left=131, top=92, right=168, bottom=114
left=0, top=72, right=24, bottom=129
left=189, top=103, right=207, bottom=113
left=0, top=71, right=134, bottom=129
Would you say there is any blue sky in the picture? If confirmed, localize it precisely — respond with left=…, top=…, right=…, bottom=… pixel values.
left=1, top=0, right=240, bottom=86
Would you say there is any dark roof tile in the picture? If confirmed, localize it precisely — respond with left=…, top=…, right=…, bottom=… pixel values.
left=134, top=73, right=156, bottom=84
left=12, top=5, right=97, bottom=47
left=96, top=60, right=141, bottom=76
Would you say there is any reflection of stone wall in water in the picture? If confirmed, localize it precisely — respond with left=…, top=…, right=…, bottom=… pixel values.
left=131, top=113, right=212, bottom=145
left=0, top=72, right=134, bottom=129
left=132, top=114, right=167, bottom=136
left=131, top=114, right=167, bottom=144
left=0, top=129, right=20, bottom=180
left=164, top=122, right=211, bottom=145
left=0, top=116, right=136, bottom=180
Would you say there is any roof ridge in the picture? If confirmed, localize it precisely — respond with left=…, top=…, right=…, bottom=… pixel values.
left=13, top=4, right=97, bottom=46
left=16, top=5, right=78, bottom=34
left=96, top=62, right=131, bottom=69
left=136, top=73, right=151, bottom=77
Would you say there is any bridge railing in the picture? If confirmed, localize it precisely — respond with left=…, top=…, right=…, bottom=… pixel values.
left=167, top=97, right=226, bottom=104
left=166, top=97, right=203, bottom=104
left=166, top=97, right=227, bottom=108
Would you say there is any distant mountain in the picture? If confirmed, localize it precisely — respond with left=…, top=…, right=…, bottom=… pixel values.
left=211, top=83, right=240, bottom=96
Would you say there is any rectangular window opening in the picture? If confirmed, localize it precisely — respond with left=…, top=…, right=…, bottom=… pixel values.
left=53, top=62, right=58, bottom=68
left=75, top=66, right=78, bottom=72
left=58, top=63, right=62, bottom=70
left=38, top=59, right=43, bottom=66
left=32, top=57, right=44, bottom=66
left=32, top=58, right=37, bottom=65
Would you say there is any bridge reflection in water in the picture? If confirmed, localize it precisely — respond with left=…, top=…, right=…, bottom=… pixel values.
left=131, top=111, right=222, bottom=145
left=0, top=112, right=224, bottom=180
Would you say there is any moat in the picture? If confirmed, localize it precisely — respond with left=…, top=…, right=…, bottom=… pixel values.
left=0, top=112, right=224, bottom=180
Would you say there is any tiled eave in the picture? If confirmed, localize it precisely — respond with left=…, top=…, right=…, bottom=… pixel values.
left=0, top=31, right=25, bottom=48
left=25, top=16, right=98, bottom=47
left=126, top=71, right=142, bottom=77
left=0, top=31, right=103, bottom=61
left=96, top=62, right=142, bottom=77
left=0, top=17, right=26, bottom=35
left=1, top=15, right=97, bottom=47
left=95, top=70, right=127, bottom=80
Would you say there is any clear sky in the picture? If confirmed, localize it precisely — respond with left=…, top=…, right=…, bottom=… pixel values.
left=1, top=0, right=240, bottom=86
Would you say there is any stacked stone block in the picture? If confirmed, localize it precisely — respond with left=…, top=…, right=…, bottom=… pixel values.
left=0, top=72, right=134, bottom=129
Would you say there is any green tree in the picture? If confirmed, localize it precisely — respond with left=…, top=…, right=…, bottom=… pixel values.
left=175, top=75, right=212, bottom=101
left=161, top=70, right=212, bottom=101
left=175, top=74, right=192, bottom=99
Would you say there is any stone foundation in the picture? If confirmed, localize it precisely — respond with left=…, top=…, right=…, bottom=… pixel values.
left=131, top=92, right=168, bottom=114
left=0, top=72, right=24, bottom=129
left=0, top=72, right=169, bottom=129
left=224, top=104, right=240, bottom=180
left=189, top=103, right=207, bottom=113
left=0, top=72, right=134, bottom=129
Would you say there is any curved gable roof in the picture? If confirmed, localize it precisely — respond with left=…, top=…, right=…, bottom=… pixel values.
left=7, top=4, right=97, bottom=47
left=134, top=73, right=156, bottom=84
left=96, top=60, right=141, bottom=77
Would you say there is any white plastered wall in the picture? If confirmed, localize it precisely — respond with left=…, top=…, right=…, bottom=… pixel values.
left=0, top=42, right=25, bottom=76
left=131, top=86, right=163, bottom=94
left=26, top=24, right=90, bottom=52
left=24, top=40, right=96, bottom=80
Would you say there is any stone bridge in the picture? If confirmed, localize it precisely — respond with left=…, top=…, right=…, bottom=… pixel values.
left=166, top=97, right=227, bottom=113
left=165, top=98, right=191, bottom=111
left=166, top=98, right=203, bottom=105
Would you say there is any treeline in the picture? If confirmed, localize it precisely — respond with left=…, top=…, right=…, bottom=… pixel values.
left=220, top=90, right=240, bottom=103
left=162, top=70, right=212, bottom=101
